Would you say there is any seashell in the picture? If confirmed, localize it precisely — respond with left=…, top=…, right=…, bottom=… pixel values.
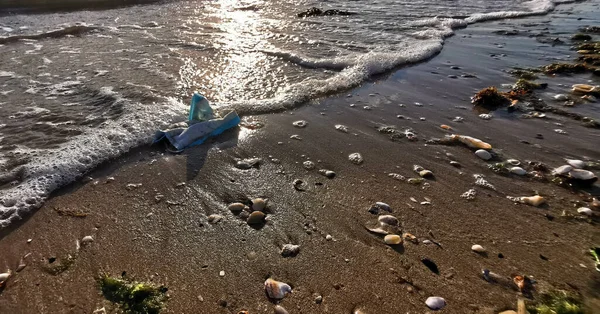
left=366, top=227, right=389, bottom=235
left=81, top=235, right=94, bottom=244
left=208, top=214, right=223, bottom=224
left=569, top=169, right=597, bottom=181
left=264, top=278, right=292, bottom=300
left=303, top=160, right=315, bottom=170
left=425, top=296, right=446, bottom=310
left=407, top=178, right=423, bottom=185
left=520, top=195, right=546, bottom=207
left=450, top=161, right=461, bottom=167
left=318, top=169, right=336, bottom=179
left=348, top=153, right=364, bottom=165
left=552, top=165, right=573, bottom=176
left=235, top=158, right=262, bottom=170
left=228, top=203, right=246, bottom=214
left=499, top=311, right=518, bottom=314
left=474, top=174, right=495, bottom=190
left=251, top=198, right=267, bottom=211
left=335, top=124, right=348, bottom=133
left=471, top=244, right=486, bottom=253
left=247, top=211, right=266, bottom=225
left=506, top=159, right=521, bottom=166
left=368, top=202, right=391, bottom=214
left=292, top=120, right=308, bottom=128
left=16, top=253, right=31, bottom=272
left=378, top=215, right=399, bottom=226
left=577, top=207, right=593, bottom=216
left=566, top=159, right=586, bottom=169
left=554, top=129, right=568, bottom=135
left=440, top=124, right=452, bottom=130
left=475, top=149, right=492, bottom=161
left=403, top=233, right=418, bottom=243
left=413, top=165, right=425, bottom=172
left=281, top=244, right=300, bottom=257
left=274, top=305, right=289, bottom=314
left=509, top=167, right=526, bottom=176
left=479, top=113, right=493, bottom=120
left=554, top=94, right=568, bottom=101
left=384, top=234, right=402, bottom=245
left=388, top=173, right=406, bottom=181
left=572, top=84, right=598, bottom=94
left=0, top=270, right=12, bottom=286
left=451, top=134, right=492, bottom=149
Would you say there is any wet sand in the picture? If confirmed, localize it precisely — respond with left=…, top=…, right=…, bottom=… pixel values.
left=1, top=1, right=600, bottom=313
left=0, top=0, right=162, bottom=14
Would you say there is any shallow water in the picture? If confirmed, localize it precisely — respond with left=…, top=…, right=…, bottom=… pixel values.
left=0, top=0, right=586, bottom=226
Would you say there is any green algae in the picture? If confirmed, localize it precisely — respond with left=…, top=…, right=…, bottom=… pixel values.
left=99, top=274, right=168, bottom=314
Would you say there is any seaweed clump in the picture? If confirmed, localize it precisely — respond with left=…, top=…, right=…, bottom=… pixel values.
left=542, top=63, right=590, bottom=74
left=99, top=274, right=168, bottom=314
left=471, top=87, right=510, bottom=108
left=509, top=68, right=539, bottom=80
left=527, top=290, right=584, bottom=314
left=571, top=33, right=592, bottom=41
left=512, top=78, right=543, bottom=94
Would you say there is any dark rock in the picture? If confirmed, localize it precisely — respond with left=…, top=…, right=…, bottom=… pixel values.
left=298, top=7, right=357, bottom=18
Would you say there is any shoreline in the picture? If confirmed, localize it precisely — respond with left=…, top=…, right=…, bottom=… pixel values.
left=1, top=1, right=600, bottom=314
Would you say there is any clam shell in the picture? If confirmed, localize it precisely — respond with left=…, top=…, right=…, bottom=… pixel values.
left=274, top=305, right=289, bottom=314
left=419, top=170, right=434, bottom=178
left=509, top=167, right=526, bottom=176
left=228, top=203, right=246, bottom=214
left=81, top=235, right=94, bottom=244
left=247, top=211, right=266, bottom=225
left=378, top=215, right=399, bottom=226
left=566, top=159, right=586, bottom=169
left=520, top=195, right=546, bottom=207
left=569, top=169, right=597, bottom=181
left=369, top=202, right=391, bottom=214
left=292, top=120, right=308, bottom=128
left=453, top=134, right=492, bottom=149
left=252, top=198, right=267, bottom=211
left=552, top=165, right=573, bottom=176
left=506, top=159, right=521, bottom=166
left=384, top=234, right=402, bottom=245
left=475, top=149, right=492, bottom=161
left=425, top=296, right=446, bottom=310
left=264, top=278, right=292, bottom=300
left=471, top=244, right=486, bottom=253
left=577, top=207, right=593, bottom=216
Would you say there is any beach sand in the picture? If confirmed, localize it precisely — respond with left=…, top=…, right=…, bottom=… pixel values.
left=1, top=1, right=600, bottom=313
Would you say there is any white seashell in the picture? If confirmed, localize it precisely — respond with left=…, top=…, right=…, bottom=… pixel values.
left=520, top=195, right=546, bottom=207
left=378, top=215, right=399, bottom=226
left=0, top=270, right=12, bottom=284
left=577, top=207, right=593, bottom=216
left=552, top=165, right=573, bottom=176
left=569, top=169, right=597, bottom=181
left=471, top=244, right=486, bottom=253
left=374, top=202, right=391, bottom=212
left=566, top=159, right=586, bottom=169
left=384, top=234, right=402, bottom=245
left=335, top=124, right=348, bottom=133
left=303, top=160, right=315, bottom=170
left=475, top=149, right=492, bottom=161
left=264, top=278, right=292, bottom=300
left=366, top=227, right=389, bottom=235
left=554, top=94, right=568, bottom=101
left=425, top=296, right=447, bottom=310
left=509, top=167, right=527, bottom=176
left=292, top=120, right=308, bottom=128
left=506, top=159, right=521, bottom=166
left=479, top=113, right=493, bottom=120
left=348, top=153, right=364, bottom=165
left=274, top=305, right=289, bottom=314
left=252, top=198, right=267, bottom=211
left=81, top=235, right=94, bottom=244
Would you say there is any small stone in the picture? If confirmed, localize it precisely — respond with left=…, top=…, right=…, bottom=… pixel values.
left=452, top=116, right=464, bottom=122
left=252, top=198, right=267, bottom=211
left=247, top=211, right=266, bottom=225
left=425, top=296, right=446, bottom=310
left=475, top=149, right=492, bottom=161
left=384, top=234, right=402, bottom=245
left=348, top=153, right=364, bottom=165
left=208, top=214, right=223, bottom=224
left=450, top=161, right=461, bottom=167
left=81, top=235, right=94, bottom=244
left=235, top=158, right=261, bottom=169
left=274, top=305, right=289, bottom=314
left=27, top=239, right=32, bottom=244
left=479, top=113, right=493, bottom=120
left=335, top=124, right=348, bottom=133
left=319, top=169, right=336, bottom=179
left=281, top=244, right=300, bottom=257
left=554, top=94, right=569, bottom=101
left=419, top=170, right=433, bottom=178
left=326, top=234, right=333, bottom=241
left=303, top=160, right=316, bottom=170
left=577, top=207, right=593, bottom=216
left=219, top=270, right=225, bottom=277
left=228, top=203, right=245, bottom=214
left=293, top=120, right=308, bottom=128
left=315, top=295, right=323, bottom=304
left=566, top=159, right=586, bottom=169
left=471, top=244, right=486, bottom=253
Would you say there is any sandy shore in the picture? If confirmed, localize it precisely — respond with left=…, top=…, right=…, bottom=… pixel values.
left=1, top=1, right=600, bottom=313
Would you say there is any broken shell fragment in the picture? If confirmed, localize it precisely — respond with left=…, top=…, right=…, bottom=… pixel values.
left=378, top=215, right=399, bottom=226
left=419, top=170, right=434, bottom=178
left=335, top=124, right=348, bottom=133
left=403, top=233, right=418, bottom=244
left=81, top=235, right=94, bottom=245
left=0, top=270, right=12, bottom=287
left=384, top=234, right=402, bottom=245
left=264, top=278, right=292, bottom=300
left=506, top=159, right=521, bottom=166
left=274, top=305, right=289, bottom=314
left=318, top=169, right=336, bottom=179
left=569, top=169, right=597, bottom=182
left=572, top=84, right=598, bottom=94
left=451, top=134, right=492, bottom=149
left=566, top=159, right=586, bottom=169
left=425, top=296, right=446, bottom=310
left=303, top=160, right=315, bottom=170
left=366, top=227, right=390, bottom=235
left=440, top=124, right=452, bottom=130
left=472, top=244, right=486, bottom=253
left=368, top=202, right=391, bottom=214
left=578, top=207, right=593, bottom=216
left=348, top=153, right=364, bottom=165
left=292, top=120, right=308, bottom=128
left=552, top=165, right=573, bottom=176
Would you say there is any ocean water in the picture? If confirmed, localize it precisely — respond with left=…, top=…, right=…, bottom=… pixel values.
left=0, top=0, right=583, bottom=227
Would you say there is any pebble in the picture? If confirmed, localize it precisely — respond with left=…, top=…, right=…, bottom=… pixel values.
left=251, top=198, right=267, bottom=211
left=419, top=170, right=433, bottom=178
left=363, top=106, right=371, bottom=110
left=378, top=215, right=399, bottom=226
left=315, top=295, right=323, bottom=304
left=81, top=235, right=94, bottom=244
left=208, top=214, right=223, bottom=224
left=425, top=296, right=446, bottom=310
left=552, top=165, right=573, bottom=176
left=228, top=203, right=246, bottom=214
left=281, top=244, right=300, bottom=257
left=554, top=129, right=568, bottom=135
left=471, top=244, right=486, bottom=253
left=293, top=120, right=308, bottom=128
left=326, top=234, right=333, bottom=241
left=27, top=239, right=32, bottom=244
left=235, top=158, right=261, bottom=169
left=509, top=167, right=527, bottom=176
left=219, top=270, right=225, bottom=277
left=577, top=207, right=593, bottom=216
left=303, top=160, right=316, bottom=170
left=348, top=153, right=364, bottom=165
left=450, top=161, right=461, bottom=167
left=452, top=116, right=464, bottom=122
left=384, top=234, right=402, bottom=245
left=274, top=305, right=289, bottom=314
left=247, top=211, right=266, bottom=225
left=475, top=149, right=492, bottom=161
left=554, top=94, right=569, bottom=101
left=447, top=75, right=458, bottom=79
left=335, top=124, right=349, bottom=133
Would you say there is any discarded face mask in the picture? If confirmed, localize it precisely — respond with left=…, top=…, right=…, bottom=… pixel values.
left=154, top=93, right=240, bottom=153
